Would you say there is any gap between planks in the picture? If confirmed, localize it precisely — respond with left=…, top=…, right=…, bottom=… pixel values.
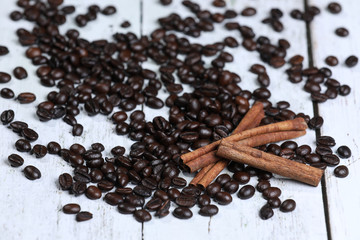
left=304, top=0, right=332, bottom=239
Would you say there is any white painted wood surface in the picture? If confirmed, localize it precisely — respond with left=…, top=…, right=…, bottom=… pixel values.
left=0, top=0, right=358, bottom=239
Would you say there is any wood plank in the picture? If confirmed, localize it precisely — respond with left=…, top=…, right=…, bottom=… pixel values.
left=142, top=0, right=327, bottom=239
left=0, top=0, right=143, bottom=239
left=309, top=0, right=360, bottom=239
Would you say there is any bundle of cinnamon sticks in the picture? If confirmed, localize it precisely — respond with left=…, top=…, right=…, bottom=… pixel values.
left=181, top=102, right=324, bottom=188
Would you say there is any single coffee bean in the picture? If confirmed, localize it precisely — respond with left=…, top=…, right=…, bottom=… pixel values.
left=172, top=177, right=187, bottom=188
left=345, top=55, right=358, bottom=67
left=133, top=185, right=152, bottom=198
left=1, top=109, right=15, bottom=124
left=0, top=72, right=11, bottom=83
left=17, top=92, right=36, bottom=104
left=322, top=154, right=340, bottom=166
left=334, top=165, right=349, bottom=178
left=23, top=165, right=41, bottom=180
left=328, top=2, right=341, bottom=13
left=175, top=195, right=197, bottom=207
left=198, top=194, right=211, bottom=207
left=317, top=136, right=336, bottom=146
left=206, top=182, right=222, bottom=197
left=0, top=46, right=9, bottom=55
left=267, top=197, right=281, bottom=208
left=173, top=207, right=193, bottom=219
left=22, top=128, right=39, bottom=141
left=223, top=180, right=239, bottom=194
left=31, top=144, right=47, bottom=158
left=262, top=187, right=281, bottom=200
left=104, top=193, right=124, bottom=206
left=133, top=209, right=152, bottom=222
left=47, top=141, right=61, bottom=154
left=325, top=56, right=338, bottom=66
left=1, top=88, right=15, bottom=99
left=316, top=145, right=333, bottom=156
left=199, top=204, right=219, bottom=217
left=8, top=154, right=24, bottom=167
left=102, top=6, right=117, bottom=15
left=215, top=173, right=231, bottom=186
left=237, top=185, right=255, bottom=200
left=215, top=191, right=232, bottom=205
left=256, top=180, right=271, bottom=192
left=335, top=27, right=349, bottom=37
left=76, top=211, right=92, bottom=222
left=233, top=171, right=250, bottom=184
left=260, top=204, right=274, bottom=220
left=337, top=145, right=351, bottom=158
left=71, top=181, right=87, bottom=196
left=308, top=116, right=324, bottom=129
left=145, top=198, right=162, bottom=211
left=15, top=139, right=31, bottom=152
left=118, top=203, right=136, bottom=214
left=241, top=7, right=256, bottom=16
left=339, top=85, right=351, bottom=96
left=121, top=21, right=131, bottom=28
left=63, top=204, right=81, bottom=214
left=13, top=67, right=28, bottom=79
left=59, top=173, right=73, bottom=190
left=72, top=124, right=83, bottom=136
left=85, top=186, right=102, bottom=200
left=160, top=0, right=172, bottom=5
left=296, top=145, right=312, bottom=156
left=280, top=199, right=296, bottom=212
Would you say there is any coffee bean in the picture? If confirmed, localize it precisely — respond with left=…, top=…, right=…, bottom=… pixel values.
left=267, top=197, right=281, bottom=208
left=47, top=141, right=61, bottom=154
left=215, top=173, right=231, bottom=186
left=345, top=55, right=358, bottom=67
left=173, top=207, right=192, bottom=219
left=334, top=165, right=349, bottom=178
left=317, top=136, right=336, bottom=147
left=102, top=6, right=116, bottom=15
left=262, top=187, right=281, bottom=200
left=281, top=141, right=298, bottom=150
left=0, top=46, right=9, bottom=56
left=22, top=128, right=39, bottom=141
left=8, top=154, right=24, bottom=167
left=133, top=185, right=152, bottom=198
left=146, top=96, right=164, bottom=109
left=15, top=139, right=31, bottom=152
left=23, top=165, right=41, bottom=180
left=328, top=2, right=341, bottom=13
left=215, top=191, right=232, bottom=205
left=339, top=85, right=351, bottom=96
left=260, top=204, right=274, bottom=220
left=337, top=145, right=351, bottom=158
left=13, top=67, right=28, bottom=80
left=316, top=146, right=332, bottom=156
left=322, top=154, right=340, bottom=166
left=335, top=27, right=349, bottom=37
left=256, top=180, right=271, bottom=192
left=76, top=211, right=93, bottom=222
left=233, top=171, right=250, bottom=184
left=133, top=209, right=152, bottom=222
left=71, top=181, right=87, bottom=196
left=305, top=153, right=321, bottom=164
left=0, top=72, right=11, bottom=83
left=31, top=144, right=47, bottom=158
left=59, top=173, right=73, bottom=190
left=280, top=199, right=296, bottom=212
left=172, top=177, right=187, bottom=188
left=1, top=88, right=15, bottom=99
left=104, top=193, right=123, bottom=206
left=223, top=180, right=239, bottom=194
left=63, top=204, right=81, bottom=214
left=17, top=92, right=36, bottom=104
left=72, top=124, right=83, bottom=136
left=199, top=204, right=219, bottom=217
left=241, top=7, right=256, bottom=16
left=175, top=195, right=196, bottom=207
left=85, top=186, right=102, bottom=200
left=325, top=56, right=338, bottom=66
left=308, top=116, right=324, bottom=129
left=206, top=182, right=221, bottom=197
left=237, top=185, right=255, bottom=200
left=118, top=203, right=136, bottom=214
left=1, top=109, right=14, bottom=124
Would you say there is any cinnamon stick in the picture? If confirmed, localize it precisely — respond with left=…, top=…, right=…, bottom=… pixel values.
left=185, top=130, right=306, bottom=173
left=189, top=102, right=264, bottom=186
left=216, top=142, right=323, bottom=186
left=181, top=117, right=307, bottom=164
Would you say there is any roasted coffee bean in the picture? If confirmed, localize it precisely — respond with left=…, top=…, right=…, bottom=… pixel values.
left=215, top=191, right=232, bottom=205
left=316, top=145, right=332, bottom=156
left=308, top=116, right=324, bottom=129
left=111, top=146, right=125, bottom=156
left=322, top=154, right=340, bottom=166
left=71, top=181, right=87, bottom=196
left=305, top=153, right=321, bottom=164
left=199, top=204, right=219, bottom=217
left=173, top=207, right=192, bottom=219
left=145, top=198, right=162, bottom=211
left=172, top=177, right=187, bottom=188
left=259, top=204, right=274, bottom=220
left=1, top=88, right=15, bottom=99
left=337, top=145, right=351, bottom=158
left=15, top=139, right=31, bottom=152
left=104, top=192, right=123, bottom=206
left=155, top=200, right=170, bottom=218
left=146, top=96, right=164, bottom=109
left=85, top=186, right=102, bottom=200
left=262, top=187, right=281, bottom=200
left=175, top=195, right=196, bottom=207
left=335, top=27, right=349, bottom=37
left=133, top=185, right=152, bottom=198
left=102, top=6, right=117, bottom=15
left=206, top=182, right=221, bottom=197
left=216, top=173, right=231, bottom=186
left=22, top=128, right=39, bottom=141
left=13, top=67, right=28, bottom=80
left=233, top=171, right=250, bottom=184
left=59, top=173, right=73, bottom=190
left=334, top=165, right=349, bottom=178
left=280, top=199, right=296, bottom=212
left=0, top=46, right=9, bottom=55
left=1, top=109, right=14, bottom=124
left=17, top=92, right=36, bottom=104
left=223, top=180, right=239, bottom=194
left=317, top=136, right=336, bottom=146
left=281, top=141, right=298, bottom=150
left=325, top=56, right=338, bottom=66
left=328, top=2, right=341, bottom=13
left=121, top=21, right=131, bottom=28
left=256, top=180, right=271, bottom=192
left=63, top=204, right=81, bottom=214
left=339, top=85, right=351, bottom=96
left=133, top=209, right=152, bottom=223
left=116, top=187, right=133, bottom=195
left=160, top=0, right=172, bottom=5
left=118, top=203, right=136, bottom=214
left=47, top=141, right=61, bottom=154
left=76, top=211, right=92, bottom=222
left=31, top=144, right=47, bottom=158
left=0, top=72, right=11, bottom=83
left=241, top=7, right=256, bottom=16
left=267, top=197, right=281, bottom=208
left=23, top=165, right=41, bottom=180
left=345, top=55, right=358, bottom=67
left=198, top=194, right=211, bottom=207
left=237, top=185, right=255, bottom=200
left=72, top=124, right=83, bottom=136
left=8, top=154, right=24, bottom=167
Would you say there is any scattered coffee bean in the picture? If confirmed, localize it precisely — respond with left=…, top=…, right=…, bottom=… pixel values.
left=8, top=154, right=24, bottom=167
left=328, top=2, right=342, bottom=14
left=72, top=124, right=83, bottom=136
left=13, top=67, right=28, bottom=80
left=262, top=187, right=281, bottom=200
left=0, top=72, right=11, bottom=83
left=325, top=56, right=338, bottom=66
left=59, top=173, right=73, bottom=190
left=17, top=92, right=36, bottom=104
left=334, top=165, right=349, bottom=178
left=121, top=21, right=131, bottom=28
left=76, top=211, right=93, bottom=222
left=337, top=145, right=351, bottom=158
left=22, top=128, right=39, bottom=141
left=31, top=144, right=47, bottom=158
left=339, top=85, right=351, bottom=96
left=237, top=185, right=255, bottom=200
left=15, top=139, right=31, bottom=152
left=133, top=209, right=152, bottom=222
left=0, top=46, right=9, bottom=56
left=63, top=204, right=81, bottom=214
left=1, top=88, right=15, bottom=99
left=102, top=6, right=116, bottom=15
left=23, top=165, right=41, bottom=180
left=241, top=7, right=256, bottom=16
left=267, top=197, right=281, bottom=208
left=85, top=186, right=102, bottom=200
left=1, top=109, right=15, bottom=124
left=259, top=204, right=274, bottom=220
left=280, top=199, right=296, bottom=212
left=335, top=27, right=349, bottom=37
left=173, top=207, right=192, bottom=219
left=308, top=116, right=323, bottom=129
left=215, top=191, right=232, bottom=205
left=47, top=141, right=61, bottom=154
left=199, top=204, right=219, bottom=217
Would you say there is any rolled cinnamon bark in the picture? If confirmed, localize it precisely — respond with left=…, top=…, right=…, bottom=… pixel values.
left=216, top=142, right=324, bottom=186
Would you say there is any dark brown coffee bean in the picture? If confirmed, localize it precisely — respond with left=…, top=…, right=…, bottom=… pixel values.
left=22, top=128, right=39, bottom=141
left=199, top=204, right=219, bottom=217
left=241, top=7, right=256, bottom=16
left=76, top=211, right=92, bottom=222
left=281, top=141, right=298, bottom=150
left=238, top=185, right=255, bottom=199
left=0, top=46, right=9, bottom=55
left=223, top=180, right=239, bottom=194
left=339, top=85, right=351, bottom=96
left=133, top=185, right=152, bottom=198
left=172, top=177, right=187, bottom=188
left=309, top=116, right=324, bottom=129
left=198, top=194, right=211, bottom=207
left=104, top=192, right=124, bottom=206
left=15, top=139, right=31, bottom=152
left=206, top=182, right=221, bottom=197
left=47, top=142, right=61, bottom=154
left=317, top=136, right=336, bottom=146
left=118, top=202, right=136, bottom=214
left=345, top=55, right=358, bottom=67
left=13, top=67, right=28, bottom=80
left=335, top=27, right=349, bottom=37
left=256, top=180, right=271, bottom=192
left=175, top=195, right=196, bottom=207
left=280, top=199, right=296, bottom=212
left=1, top=88, right=15, bottom=99
left=334, top=165, right=349, bottom=178
left=23, top=165, right=41, bottom=180
left=63, top=204, right=81, bottom=214
left=59, top=173, right=73, bottom=190
left=337, top=145, right=351, bottom=158
left=215, top=191, right=232, bottom=205
left=8, top=154, right=24, bottom=167
left=267, top=197, right=281, bottom=208
left=0, top=72, right=11, bottom=83
left=262, top=187, right=281, bottom=199
left=85, top=186, right=102, bottom=200
left=322, top=154, right=340, bottom=166
left=71, top=181, right=87, bottom=196
left=72, top=124, right=83, bottom=136
left=146, top=96, right=164, bottom=109
left=316, top=146, right=332, bottom=156
left=233, top=171, right=250, bottom=184
left=305, top=153, right=321, bottom=164
left=102, top=6, right=117, bottom=15
left=260, top=204, right=274, bottom=220
left=133, top=209, right=152, bottom=222
left=17, top=92, right=36, bottom=104
left=173, top=207, right=192, bottom=219
left=1, top=109, right=14, bottom=124
left=325, top=56, right=338, bottom=66
left=31, top=144, right=47, bottom=158
left=328, top=2, right=341, bottom=13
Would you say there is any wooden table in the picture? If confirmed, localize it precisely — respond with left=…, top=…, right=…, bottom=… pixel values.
left=0, top=0, right=358, bottom=239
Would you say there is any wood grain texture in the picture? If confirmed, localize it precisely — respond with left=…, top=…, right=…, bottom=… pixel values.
left=309, top=0, right=360, bottom=239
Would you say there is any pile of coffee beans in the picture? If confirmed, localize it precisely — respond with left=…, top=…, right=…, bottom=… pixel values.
left=1, top=0, right=353, bottom=223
